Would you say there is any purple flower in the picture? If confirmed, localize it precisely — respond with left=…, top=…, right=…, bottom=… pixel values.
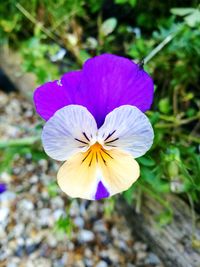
left=0, top=183, right=7, bottom=194
left=33, top=54, right=154, bottom=200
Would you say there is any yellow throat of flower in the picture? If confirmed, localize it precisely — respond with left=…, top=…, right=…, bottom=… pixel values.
left=82, top=142, right=113, bottom=167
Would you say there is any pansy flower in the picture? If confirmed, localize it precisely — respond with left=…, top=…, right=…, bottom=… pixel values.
left=33, top=54, right=154, bottom=200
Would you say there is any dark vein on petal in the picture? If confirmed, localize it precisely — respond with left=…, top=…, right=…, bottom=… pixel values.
left=83, top=132, right=90, bottom=142
left=99, top=151, right=107, bottom=165
left=105, top=144, right=117, bottom=147
left=75, top=138, right=88, bottom=145
left=101, top=148, right=113, bottom=159
left=89, top=153, right=94, bottom=167
left=105, top=137, right=119, bottom=144
left=82, top=150, right=91, bottom=163
left=104, top=130, right=116, bottom=141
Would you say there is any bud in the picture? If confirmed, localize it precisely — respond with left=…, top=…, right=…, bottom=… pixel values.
left=167, top=161, right=179, bottom=178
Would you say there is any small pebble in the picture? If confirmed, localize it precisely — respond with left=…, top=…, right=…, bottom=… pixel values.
left=1, top=172, right=11, bottom=183
left=145, top=252, right=161, bottom=265
left=0, top=207, right=9, bottom=224
left=96, top=261, right=108, bottom=267
left=74, top=216, right=85, bottom=229
left=93, top=219, right=107, bottom=233
left=18, top=199, right=34, bottom=211
left=78, top=229, right=95, bottom=243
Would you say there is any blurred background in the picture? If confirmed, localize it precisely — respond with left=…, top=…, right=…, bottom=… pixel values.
left=0, top=1, right=200, bottom=267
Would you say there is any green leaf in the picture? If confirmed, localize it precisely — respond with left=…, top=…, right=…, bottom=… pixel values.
left=123, top=186, right=135, bottom=204
left=47, top=182, right=59, bottom=198
left=100, top=18, right=117, bottom=36
left=149, top=112, right=160, bottom=125
left=78, top=50, right=91, bottom=64
left=115, top=0, right=137, bottom=7
left=170, top=8, right=195, bottom=16
left=140, top=167, right=170, bottom=193
left=55, top=215, right=74, bottom=237
left=184, top=10, right=200, bottom=27
left=156, top=210, right=173, bottom=226
left=138, top=156, right=156, bottom=167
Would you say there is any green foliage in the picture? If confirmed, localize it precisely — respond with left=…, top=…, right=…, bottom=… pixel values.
left=0, top=135, right=43, bottom=172
left=55, top=214, right=74, bottom=237
left=20, top=36, right=59, bottom=83
left=115, top=0, right=137, bottom=7
left=104, top=197, right=115, bottom=218
left=171, top=7, right=200, bottom=27
left=47, top=181, right=60, bottom=198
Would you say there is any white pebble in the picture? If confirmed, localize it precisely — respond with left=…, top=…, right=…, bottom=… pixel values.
left=1, top=172, right=11, bottom=182
left=74, top=216, right=84, bottom=229
left=0, top=207, right=9, bottom=223
left=96, top=261, right=108, bottom=267
left=78, top=229, right=95, bottom=243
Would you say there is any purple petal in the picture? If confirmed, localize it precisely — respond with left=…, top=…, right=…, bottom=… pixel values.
left=34, top=71, right=82, bottom=120
left=95, top=181, right=109, bottom=200
left=0, top=183, right=7, bottom=194
left=79, top=54, right=154, bottom=127
left=33, top=54, right=153, bottom=125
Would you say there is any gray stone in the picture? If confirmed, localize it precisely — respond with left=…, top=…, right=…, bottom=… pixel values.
left=53, top=209, right=65, bottom=221
left=69, top=200, right=80, bottom=216
left=84, top=248, right=92, bottom=258
left=145, top=252, right=161, bottom=265
left=136, top=251, right=147, bottom=262
left=18, top=199, right=34, bottom=211
left=1, top=172, right=11, bottom=182
left=0, top=207, right=9, bottom=224
left=47, top=234, right=58, bottom=248
left=38, top=208, right=53, bottom=227
left=74, top=216, right=84, bottom=229
left=0, top=225, right=6, bottom=239
left=29, top=175, right=38, bottom=184
left=0, top=191, right=16, bottom=204
left=127, top=264, right=136, bottom=267
left=78, top=229, right=95, bottom=243
left=84, top=258, right=94, bottom=267
left=51, top=196, right=64, bottom=209
left=96, top=261, right=108, bottom=267
left=93, top=219, right=107, bottom=233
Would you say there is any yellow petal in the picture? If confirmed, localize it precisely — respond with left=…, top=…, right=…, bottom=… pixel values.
left=99, top=148, right=140, bottom=196
left=57, top=143, right=140, bottom=200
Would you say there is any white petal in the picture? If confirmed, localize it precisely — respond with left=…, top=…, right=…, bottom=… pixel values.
left=98, top=105, right=154, bottom=158
left=42, top=105, right=97, bottom=161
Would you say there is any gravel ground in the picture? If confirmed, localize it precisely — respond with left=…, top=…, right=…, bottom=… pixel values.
left=0, top=91, right=164, bottom=267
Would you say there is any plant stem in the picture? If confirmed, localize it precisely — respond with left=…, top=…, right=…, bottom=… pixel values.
left=143, top=25, right=183, bottom=64
left=0, top=136, right=40, bottom=149
left=16, top=3, right=58, bottom=43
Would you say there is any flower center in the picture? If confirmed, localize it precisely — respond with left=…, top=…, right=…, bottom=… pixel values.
left=82, top=142, right=113, bottom=167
